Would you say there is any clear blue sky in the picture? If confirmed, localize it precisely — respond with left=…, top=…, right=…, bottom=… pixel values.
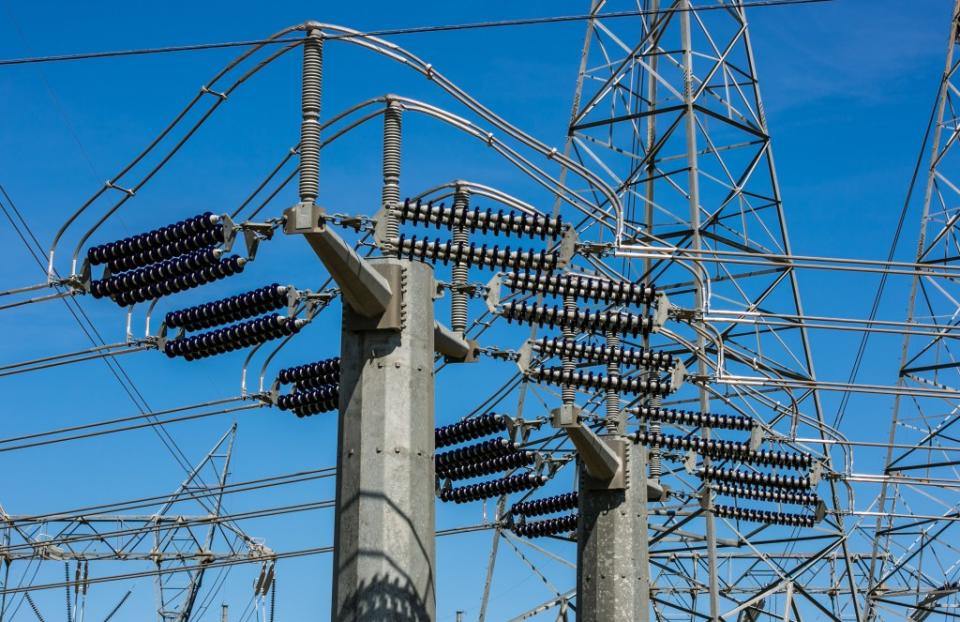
left=0, top=1, right=953, bottom=620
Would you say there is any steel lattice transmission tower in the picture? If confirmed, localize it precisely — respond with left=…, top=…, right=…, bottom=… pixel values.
left=867, top=2, right=960, bottom=619
left=0, top=426, right=274, bottom=622
left=562, top=0, right=857, bottom=618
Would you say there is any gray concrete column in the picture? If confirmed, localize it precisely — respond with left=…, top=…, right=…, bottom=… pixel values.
left=577, top=441, right=650, bottom=622
left=332, top=257, right=436, bottom=621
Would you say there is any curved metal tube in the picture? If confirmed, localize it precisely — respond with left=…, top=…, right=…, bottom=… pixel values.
left=49, top=25, right=306, bottom=280
left=68, top=42, right=303, bottom=274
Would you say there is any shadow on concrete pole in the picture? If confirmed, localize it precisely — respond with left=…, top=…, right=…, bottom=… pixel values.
left=333, top=257, right=436, bottom=620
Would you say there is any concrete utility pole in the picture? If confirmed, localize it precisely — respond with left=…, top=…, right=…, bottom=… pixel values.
left=333, top=256, right=436, bottom=619
left=285, top=28, right=473, bottom=621
left=540, top=342, right=657, bottom=621
left=577, top=443, right=650, bottom=620
left=575, top=329, right=651, bottom=621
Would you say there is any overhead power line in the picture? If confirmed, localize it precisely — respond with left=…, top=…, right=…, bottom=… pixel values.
left=0, top=0, right=831, bottom=67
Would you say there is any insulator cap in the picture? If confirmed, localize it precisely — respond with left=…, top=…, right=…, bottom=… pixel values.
left=530, top=366, right=671, bottom=397
left=532, top=337, right=673, bottom=370
left=633, top=431, right=813, bottom=470
left=500, top=301, right=654, bottom=337
left=504, top=272, right=655, bottom=306
left=630, top=405, right=753, bottom=431
left=713, top=503, right=816, bottom=528
left=87, top=212, right=220, bottom=266
left=511, top=512, right=578, bottom=538
left=435, top=414, right=508, bottom=449
left=438, top=473, right=547, bottom=504
left=277, top=357, right=341, bottom=384
left=511, top=492, right=578, bottom=518
left=164, top=314, right=304, bottom=361
left=397, top=199, right=564, bottom=240
left=393, top=235, right=558, bottom=273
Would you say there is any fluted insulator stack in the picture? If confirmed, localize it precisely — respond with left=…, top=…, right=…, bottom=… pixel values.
left=295, top=374, right=341, bottom=391
left=86, top=212, right=243, bottom=306
left=512, top=513, right=578, bottom=538
left=529, top=367, right=671, bottom=397
left=114, top=256, right=245, bottom=306
left=90, top=249, right=246, bottom=305
left=396, top=199, right=564, bottom=240
left=87, top=212, right=222, bottom=266
left=713, top=504, right=816, bottom=528
left=500, top=301, right=654, bottom=337
left=633, top=431, right=812, bottom=470
left=435, top=414, right=508, bottom=449
left=277, top=358, right=341, bottom=385
left=165, top=284, right=289, bottom=331
left=504, top=272, right=655, bottom=306
left=105, top=226, right=225, bottom=272
left=91, top=248, right=222, bottom=297
left=532, top=337, right=673, bottom=370
left=440, top=451, right=535, bottom=481
left=439, top=473, right=546, bottom=503
left=393, top=236, right=558, bottom=273
left=273, top=357, right=340, bottom=418
left=712, top=483, right=819, bottom=506
left=435, top=438, right=518, bottom=474
left=700, top=466, right=811, bottom=491
left=276, top=385, right=339, bottom=417
left=163, top=315, right=305, bottom=361
left=631, top=406, right=753, bottom=431
left=511, top=492, right=578, bottom=518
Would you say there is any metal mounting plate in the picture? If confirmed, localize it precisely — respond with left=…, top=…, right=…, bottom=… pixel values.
left=580, top=436, right=627, bottom=491
left=345, top=262, right=403, bottom=332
